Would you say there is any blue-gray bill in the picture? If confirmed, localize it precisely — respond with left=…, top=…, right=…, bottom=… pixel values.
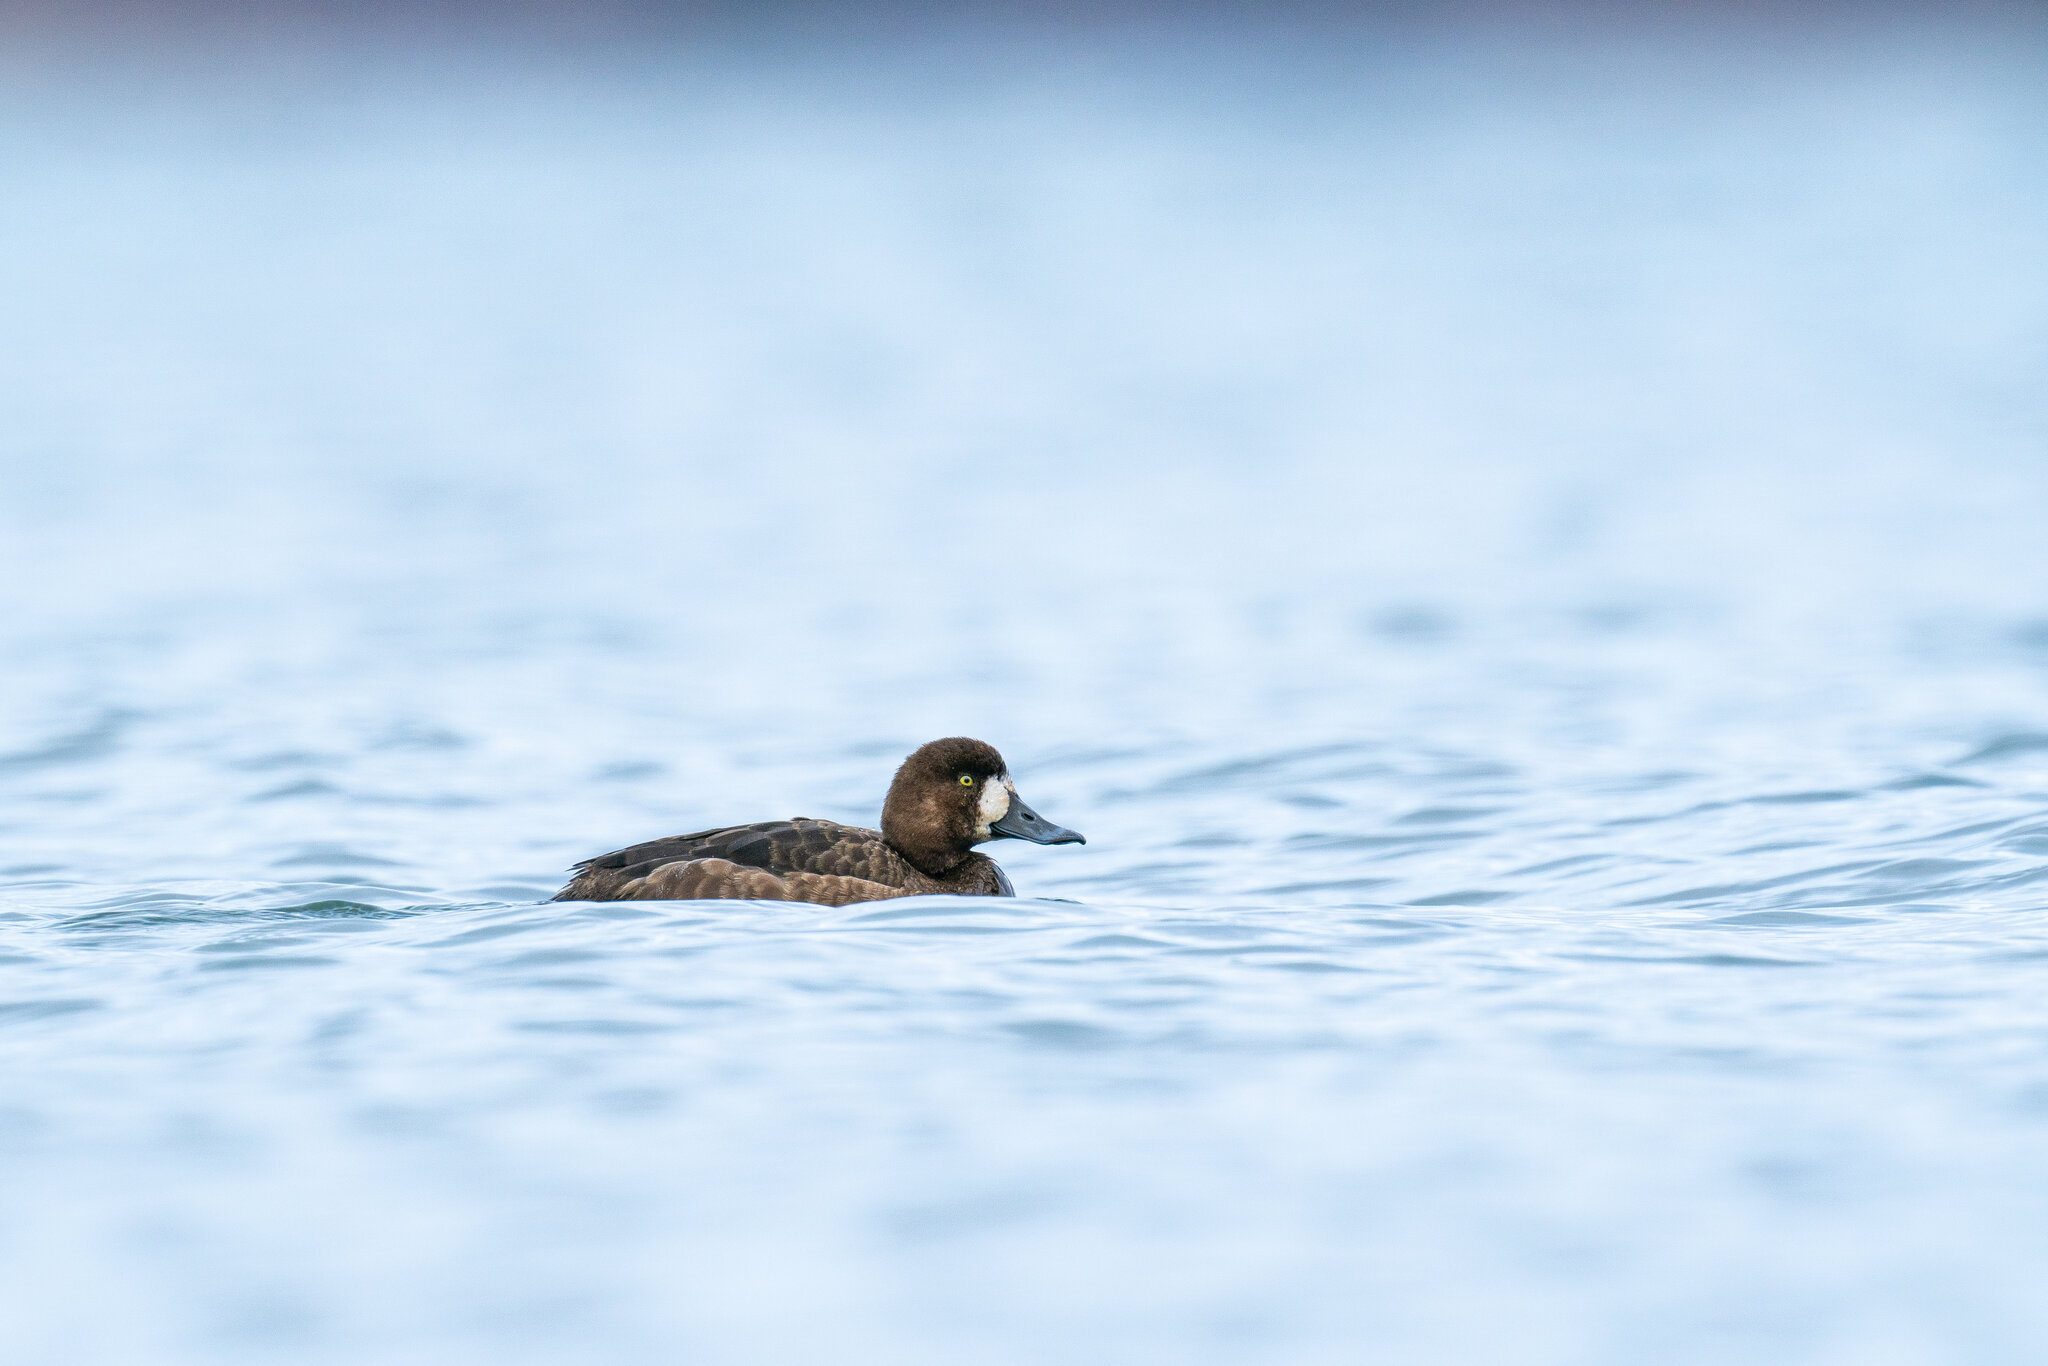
left=991, top=795, right=1084, bottom=845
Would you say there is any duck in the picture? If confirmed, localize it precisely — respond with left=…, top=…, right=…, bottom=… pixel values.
left=552, top=737, right=1084, bottom=905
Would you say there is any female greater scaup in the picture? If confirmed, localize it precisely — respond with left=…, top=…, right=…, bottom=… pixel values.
left=553, top=737, right=1083, bottom=905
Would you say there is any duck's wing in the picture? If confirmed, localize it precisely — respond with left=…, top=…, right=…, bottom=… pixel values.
left=554, top=818, right=913, bottom=902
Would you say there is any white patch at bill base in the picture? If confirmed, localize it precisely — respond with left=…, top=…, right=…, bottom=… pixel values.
left=976, top=775, right=1013, bottom=836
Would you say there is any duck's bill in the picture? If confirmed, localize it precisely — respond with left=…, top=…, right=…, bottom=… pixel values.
left=992, top=795, right=1085, bottom=845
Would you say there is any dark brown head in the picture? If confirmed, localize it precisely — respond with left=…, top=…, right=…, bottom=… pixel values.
left=880, top=736, right=1085, bottom=876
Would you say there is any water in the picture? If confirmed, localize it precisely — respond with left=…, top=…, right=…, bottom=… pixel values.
left=4, top=19, right=2048, bottom=1364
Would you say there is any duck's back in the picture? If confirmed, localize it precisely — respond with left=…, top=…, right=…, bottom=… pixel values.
left=552, top=817, right=1006, bottom=905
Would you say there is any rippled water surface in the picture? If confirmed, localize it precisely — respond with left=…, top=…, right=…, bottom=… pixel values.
left=5, top=23, right=2048, bottom=1365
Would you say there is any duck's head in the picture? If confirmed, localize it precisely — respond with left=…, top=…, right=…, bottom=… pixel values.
left=882, top=736, right=1085, bottom=875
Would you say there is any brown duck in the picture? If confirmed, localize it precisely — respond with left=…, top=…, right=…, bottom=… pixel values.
left=553, top=737, right=1084, bottom=905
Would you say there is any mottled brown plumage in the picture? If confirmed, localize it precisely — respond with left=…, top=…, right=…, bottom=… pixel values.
left=553, top=737, right=1084, bottom=906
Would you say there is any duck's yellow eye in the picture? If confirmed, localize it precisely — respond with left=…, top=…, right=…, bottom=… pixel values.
left=959, top=774, right=976, bottom=786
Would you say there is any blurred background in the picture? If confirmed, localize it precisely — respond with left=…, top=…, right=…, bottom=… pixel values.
left=3, top=3, right=2048, bottom=1364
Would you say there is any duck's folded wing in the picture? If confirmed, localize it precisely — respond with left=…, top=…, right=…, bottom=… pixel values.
left=556, top=818, right=908, bottom=900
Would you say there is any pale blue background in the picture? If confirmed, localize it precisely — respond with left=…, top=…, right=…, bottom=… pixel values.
left=3, top=11, right=2048, bottom=1363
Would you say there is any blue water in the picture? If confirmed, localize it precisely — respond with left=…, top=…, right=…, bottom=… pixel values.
left=5, top=23, right=2048, bottom=1364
